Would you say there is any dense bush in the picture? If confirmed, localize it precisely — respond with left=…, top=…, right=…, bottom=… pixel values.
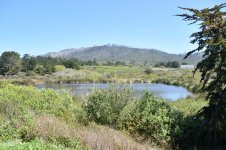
left=114, top=61, right=126, bottom=66
left=82, top=86, right=208, bottom=148
left=0, top=82, right=211, bottom=149
left=0, top=51, right=21, bottom=75
left=0, top=82, right=74, bottom=117
left=83, top=85, right=133, bottom=127
left=155, top=61, right=180, bottom=68
left=0, top=139, right=88, bottom=150
left=0, top=82, right=79, bottom=142
left=168, top=96, right=207, bottom=116
left=168, top=96, right=209, bottom=149
left=63, top=59, right=80, bottom=70
left=54, top=65, right=66, bottom=72
left=144, top=68, right=154, bottom=75
left=0, top=139, right=64, bottom=150
left=0, top=51, right=107, bottom=76
left=118, top=92, right=176, bottom=145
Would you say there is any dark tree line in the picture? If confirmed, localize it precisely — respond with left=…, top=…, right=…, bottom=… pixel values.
left=102, top=61, right=126, bottom=66
left=0, top=51, right=129, bottom=76
left=154, top=61, right=180, bottom=68
left=0, top=51, right=21, bottom=75
left=0, top=51, right=100, bottom=75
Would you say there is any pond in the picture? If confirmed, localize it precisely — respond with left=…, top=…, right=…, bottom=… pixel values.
left=35, top=83, right=192, bottom=101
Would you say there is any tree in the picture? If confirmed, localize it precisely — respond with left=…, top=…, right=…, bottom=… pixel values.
left=178, top=3, right=226, bottom=146
left=144, top=68, right=153, bottom=75
left=35, top=65, right=45, bottom=75
left=166, top=61, right=172, bottom=68
left=22, top=54, right=37, bottom=72
left=63, top=59, right=80, bottom=70
left=155, top=61, right=180, bottom=68
left=171, top=61, right=180, bottom=68
left=93, top=58, right=97, bottom=65
left=86, top=60, right=94, bottom=66
left=115, top=61, right=125, bottom=66
left=181, top=62, right=188, bottom=65
left=105, top=61, right=114, bottom=66
left=155, top=62, right=167, bottom=67
left=0, top=51, right=21, bottom=75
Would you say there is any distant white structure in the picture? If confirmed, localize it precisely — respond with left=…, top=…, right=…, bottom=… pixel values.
left=181, top=65, right=195, bottom=69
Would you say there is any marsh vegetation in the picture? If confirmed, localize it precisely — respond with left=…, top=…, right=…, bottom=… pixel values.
left=0, top=82, right=207, bottom=149
left=0, top=3, right=225, bottom=150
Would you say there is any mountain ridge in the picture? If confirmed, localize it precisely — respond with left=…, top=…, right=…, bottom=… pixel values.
left=44, top=44, right=202, bottom=65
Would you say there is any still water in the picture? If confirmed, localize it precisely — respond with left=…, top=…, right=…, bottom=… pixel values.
left=36, top=83, right=192, bottom=101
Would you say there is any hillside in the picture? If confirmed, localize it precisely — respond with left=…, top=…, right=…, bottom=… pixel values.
left=45, top=44, right=202, bottom=65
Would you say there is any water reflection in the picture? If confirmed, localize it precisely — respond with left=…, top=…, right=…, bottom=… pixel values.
left=36, top=83, right=192, bottom=101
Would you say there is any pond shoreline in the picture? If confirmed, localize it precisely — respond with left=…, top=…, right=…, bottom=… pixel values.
left=1, top=66, right=201, bottom=93
left=35, top=83, right=193, bottom=101
left=4, top=77, right=200, bottom=94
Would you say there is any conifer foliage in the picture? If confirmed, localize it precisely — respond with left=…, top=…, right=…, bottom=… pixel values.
left=178, top=3, right=226, bottom=146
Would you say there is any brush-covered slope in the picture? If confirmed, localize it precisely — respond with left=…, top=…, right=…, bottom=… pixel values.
left=45, top=44, right=202, bottom=65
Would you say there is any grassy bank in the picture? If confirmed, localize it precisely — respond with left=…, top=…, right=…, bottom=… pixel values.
left=0, top=82, right=208, bottom=149
left=0, top=65, right=201, bottom=92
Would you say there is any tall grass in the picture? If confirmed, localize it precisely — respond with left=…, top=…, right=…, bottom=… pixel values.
left=0, top=82, right=209, bottom=149
left=0, top=82, right=87, bottom=149
left=0, top=82, right=160, bottom=149
left=1, top=66, right=201, bottom=93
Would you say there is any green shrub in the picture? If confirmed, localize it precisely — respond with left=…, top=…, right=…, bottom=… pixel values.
left=0, top=139, right=88, bottom=150
left=26, top=71, right=36, bottom=76
left=54, top=65, right=66, bottom=72
left=0, top=139, right=62, bottom=150
left=118, top=92, right=175, bottom=145
left=168, top=96, right=207, bottom=116
left=144, top=68, right=153, bottom=75
left=168, top=96, right=208, bottom=149
left=0, top=83, right=74, bottom=117
left=117, top=94, right=207, bottom=148
left=83, top=85, right=133, bottom=127
left=50, top=137, right=88, bottom=149
left=0, top=82, right=79, bottom=142
left=170, top=114, right=204, bottom=149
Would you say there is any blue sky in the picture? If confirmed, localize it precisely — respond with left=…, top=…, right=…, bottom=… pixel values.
left=0, top=0, right=224, bottom=56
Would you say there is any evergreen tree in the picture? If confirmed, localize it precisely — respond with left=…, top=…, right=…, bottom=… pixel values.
left=171, top=61, right=180, bottom=68
left=178, top=3, right=226, bottom=146
left=0, top=51, right=21, bottom=75
left=22, top=54, right=37, bottom=72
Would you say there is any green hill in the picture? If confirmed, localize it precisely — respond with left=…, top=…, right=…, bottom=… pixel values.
left=45, top=44, right=202, bottom=65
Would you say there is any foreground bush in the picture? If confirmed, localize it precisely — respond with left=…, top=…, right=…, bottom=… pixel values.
left=0, top=139, right=64, bottom=150
left=168, top=95, right=207, bottom=116
left=118, top=92, right=176, bottom=145
left=83, top=85, right=133, bottom=127
left=54, top=65, right=66, bottom=72
left=0, top=139, right=87, bottom=150
left=0, top=82, right=74, bottom=118
left=0, top=82, right=212, bottom=149
left=168, top=96, right=211, bottom=149
left=0, top=82, right=79, bottom=143
left=82, top=86, right=208, bottom=148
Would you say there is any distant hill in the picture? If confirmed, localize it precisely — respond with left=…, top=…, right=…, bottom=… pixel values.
left=45, top=44, right=202, bottom=65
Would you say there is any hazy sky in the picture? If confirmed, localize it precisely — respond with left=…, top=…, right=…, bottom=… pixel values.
left=0, top=0, right=225, bottom=56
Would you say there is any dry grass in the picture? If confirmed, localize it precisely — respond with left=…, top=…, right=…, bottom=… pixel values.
left=77, top=126, right=158, bottom=150
left=34, top=115, right=160, bottom=150
left=34, top=115, right=75, bottom=139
